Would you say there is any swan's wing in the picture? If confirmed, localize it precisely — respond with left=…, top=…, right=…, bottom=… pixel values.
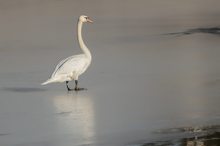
left=51, top=56, right=74, bottom=77
left=51, top=54, right=87, bottom=78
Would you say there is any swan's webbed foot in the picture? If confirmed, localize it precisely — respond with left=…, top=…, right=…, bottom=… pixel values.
left=66, top=81, right=87, bottom=91
left=74, top=80, right=87, bottom=91
left=67, top=88, right=73, bottom=91
left=74, top=87, right=87, bottom=91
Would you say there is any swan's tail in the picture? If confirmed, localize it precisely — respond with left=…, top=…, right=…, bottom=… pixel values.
left=41, top=78, right=56, bottom=85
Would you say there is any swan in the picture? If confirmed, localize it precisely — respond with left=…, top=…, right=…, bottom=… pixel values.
left=41, top=15, right=93, bottom=91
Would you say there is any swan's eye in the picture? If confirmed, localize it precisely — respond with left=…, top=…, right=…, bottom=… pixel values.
left=85, top=17, right=88, bottom=19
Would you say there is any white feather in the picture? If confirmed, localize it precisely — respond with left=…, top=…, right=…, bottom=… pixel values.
left=42, top=15, right=92, bottom=86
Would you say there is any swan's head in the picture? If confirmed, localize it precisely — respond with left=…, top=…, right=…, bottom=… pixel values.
left=79, top=15, right=93, bottom=23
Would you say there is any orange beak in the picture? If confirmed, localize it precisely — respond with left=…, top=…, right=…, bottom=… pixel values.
left=87, top=17, right=93, bottom=23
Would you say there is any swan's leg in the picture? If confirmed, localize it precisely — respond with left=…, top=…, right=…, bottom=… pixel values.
left=74, top=80, right=79, bottom=91
left=74, top=80, right=86, bottom=91
left=66, top=81, right=72, bottom=91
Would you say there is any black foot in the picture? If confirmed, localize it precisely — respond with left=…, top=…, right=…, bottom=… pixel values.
left=66, top=80, right=87, bottom=91
left=67, top=88, right=73, bottom=91
left=74, top=87, right=87, bottom=91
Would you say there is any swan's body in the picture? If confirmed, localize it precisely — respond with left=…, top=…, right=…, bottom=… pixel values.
left=42, top=15, right=93, bottom=91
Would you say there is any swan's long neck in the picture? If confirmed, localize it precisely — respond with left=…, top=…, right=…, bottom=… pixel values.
left=77, top=21, right=91, bottom=60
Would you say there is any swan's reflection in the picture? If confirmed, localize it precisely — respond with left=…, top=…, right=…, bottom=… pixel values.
left=52, top=92, right=95, bottom=143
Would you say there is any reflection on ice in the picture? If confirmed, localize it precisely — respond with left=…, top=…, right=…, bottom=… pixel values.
left=52, top=93, right=95, bottom=144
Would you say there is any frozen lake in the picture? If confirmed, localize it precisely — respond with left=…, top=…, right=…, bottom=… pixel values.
left=0, top=0, right=220, bottom=145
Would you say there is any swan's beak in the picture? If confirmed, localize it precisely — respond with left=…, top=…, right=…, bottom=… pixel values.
left=87, top=17, right=93, bottom=23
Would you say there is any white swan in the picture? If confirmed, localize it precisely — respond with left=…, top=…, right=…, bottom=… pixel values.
left=41, top=15, right=93, bottom=91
